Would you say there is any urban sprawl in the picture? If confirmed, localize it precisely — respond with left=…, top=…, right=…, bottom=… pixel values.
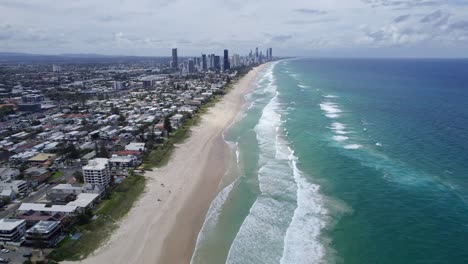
left=0, top=47, right=274, bottom=263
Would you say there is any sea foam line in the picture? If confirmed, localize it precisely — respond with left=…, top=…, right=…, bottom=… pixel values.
left=280, top=148, right=327, bottom=264
left=320, top=102, right=342, bottom=119
left=190, top=179, right=238, bottom=264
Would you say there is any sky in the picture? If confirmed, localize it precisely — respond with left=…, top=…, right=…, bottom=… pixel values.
left=1, top=0, right=468, bottom=57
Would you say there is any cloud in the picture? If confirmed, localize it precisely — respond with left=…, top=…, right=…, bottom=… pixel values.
left=448, top=20, right=468, bottom=32
left=394, top=14, right=411, bottom=23
left=1, top=0, right=468, bottom=56
left=294, top=8, right=327, bottom=15
left=420, top=10, right=447, bottom=23
left=270, top=34, right=293, bottom=43
left=362, top=0, right=440, bottom=9
left=286, top=18, right=339, bottom=25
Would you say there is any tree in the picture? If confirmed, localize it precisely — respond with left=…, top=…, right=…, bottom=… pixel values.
left=97, top=143, right=109, bottom=158
left=31, top=120, right=41, bottom=126
left=73, top=171, right=84, bottom=183
left=64, top=144, right=80, bottom=159
left=118, top=114, right=126, bottom=125
left=164, top=117, right=173, bottom=134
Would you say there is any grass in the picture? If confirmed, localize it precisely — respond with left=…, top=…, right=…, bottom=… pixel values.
left=47, top=175, right=146, bottom=261
left=49, top=171, right=64, bottom=181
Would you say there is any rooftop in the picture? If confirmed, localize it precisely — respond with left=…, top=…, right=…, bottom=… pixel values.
left=0, top=219, right=25, bottom=231
left=18, top=203, right=78, bottom=213
left=83, top=158, right=109, bottom=171
left=27, top=220, right=60, bottom=234
left=28, top=153, right=56, bottom=162
left=67, top=193, right=99, bottom=208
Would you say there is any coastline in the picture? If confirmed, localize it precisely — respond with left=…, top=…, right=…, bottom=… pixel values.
left=73, top=63, right=267, bottom=264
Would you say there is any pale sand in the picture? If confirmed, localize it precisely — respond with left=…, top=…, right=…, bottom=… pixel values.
left=72, top=64, right=267, bottom=264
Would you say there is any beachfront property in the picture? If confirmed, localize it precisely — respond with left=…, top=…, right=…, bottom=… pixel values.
left=18, top=203, right=79, bottom=216
left=25, top=220, right=62, bottom=247
left=0, top=219, right=26, bottom=244
left=82, top=158, right=111, bottom=189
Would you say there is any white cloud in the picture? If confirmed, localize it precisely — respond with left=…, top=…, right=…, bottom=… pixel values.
left=0, top=0, right=467, bottom=56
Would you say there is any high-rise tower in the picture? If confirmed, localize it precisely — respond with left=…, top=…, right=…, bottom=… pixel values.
left=223, top=49, right=230, bottom=71
left=172, top=48, right=178, bottom=69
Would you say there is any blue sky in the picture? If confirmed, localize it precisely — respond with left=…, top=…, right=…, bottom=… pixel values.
left=0, top=0, right=468, bottom=57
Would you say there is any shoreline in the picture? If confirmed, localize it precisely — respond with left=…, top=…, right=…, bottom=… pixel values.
left=73, top=63, right=267, bottom=264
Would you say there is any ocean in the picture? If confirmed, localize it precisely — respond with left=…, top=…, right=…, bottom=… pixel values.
left=190, top=58, right=468, bottom=264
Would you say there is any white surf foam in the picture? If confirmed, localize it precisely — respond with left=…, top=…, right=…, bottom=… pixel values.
left=344, top=144, right=362, bottom=150
left=324, top=95, right=338, bottom=98
left=280, top=149, right=327, bottom=264
left=228, top=67, right=297, bottom=263
left=333, top=135, right=349, bottom=142
left=320, top=102, right=342, bottom=119
left=228, top=63, right=328, bottom=264
left=190, top=179, right=237, bottom=264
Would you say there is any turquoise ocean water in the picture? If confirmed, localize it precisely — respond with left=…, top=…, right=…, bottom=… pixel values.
left=191, top=58, right=468, bottom=264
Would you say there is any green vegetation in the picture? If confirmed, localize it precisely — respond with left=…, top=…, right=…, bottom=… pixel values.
left=50, top=171, right=64, bottom=180
left=48, top=175, right=146, bottom=261
left=0, top=105, right=15, bottom=117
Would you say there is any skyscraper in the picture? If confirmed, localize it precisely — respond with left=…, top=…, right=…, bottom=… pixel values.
left=223, top=49, right=230, bottom=71
left=172, top=48, right=178, bottom=69
left=210, top=54, right=215, bottom=70
left=202, top=54, right=207, bottom=71
left=269, top=48, right=273, bottom=60
left=214, top=56, right=221, bottom=72
left=188, top=59, right=195, bottom=73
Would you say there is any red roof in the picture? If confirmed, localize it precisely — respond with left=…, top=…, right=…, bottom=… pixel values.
left=115, top=150, right=142, bottom=156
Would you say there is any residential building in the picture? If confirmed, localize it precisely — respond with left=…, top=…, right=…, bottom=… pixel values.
left=0, top=168, right=20, bottom=181
left=24, top=167, right=51, bottom=183
left=125, top=142, right=145, bottom=152
left=0, top=180, right=28, bottom=194
left=0, top=219, right=26, bottom=243
left=25, top=221, right=62, bottom=247
left=18, top=203, right=78, bottom=216
left=82, top=158, right=111, bottom=188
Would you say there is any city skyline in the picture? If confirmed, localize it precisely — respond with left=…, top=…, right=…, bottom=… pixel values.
left=1, top=0, right=468, bottom=58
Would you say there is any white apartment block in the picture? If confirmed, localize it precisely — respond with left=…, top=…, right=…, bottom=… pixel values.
left=82, top=158, right=111, bottom=188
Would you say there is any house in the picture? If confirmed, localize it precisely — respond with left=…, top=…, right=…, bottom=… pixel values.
left=0, top=167, right=20, bottom=181
left=25, top=221, right=62, bottom=247
left=0, top=189, right=16, bottom=201
left=0, top=180, right=28, bottom=194
left=46, top=184, right=81, bottom=204
left=28, top=153, right=56, bottom=166
left=109, top=155, right=139, bottom=176
left=18, top=211, right=67, bottom=229
left=17, top=203, right=78, bottom=216
left=125, top=142, right=145, bottom=152
left=66, top=193, right=100, bottom=210
left=81, top=151, right=97, bottom=165
left=0, top=219, right=26, bottom=244
left=24, top=167, right=51, bottom=183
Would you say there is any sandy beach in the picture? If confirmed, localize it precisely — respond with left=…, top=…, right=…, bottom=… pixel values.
left=73, top=64, right=266, bottom=264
